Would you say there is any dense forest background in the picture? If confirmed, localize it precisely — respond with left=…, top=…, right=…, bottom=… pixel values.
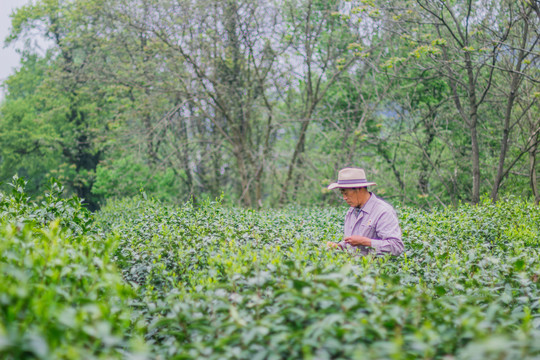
left=0, top=0, right=538, bottom=210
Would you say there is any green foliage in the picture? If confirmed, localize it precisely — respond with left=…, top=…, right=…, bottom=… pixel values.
left=2, top=0, right=136, bottom=210
left=0, top=177, right=146, bottom=359
left=96, top=195, right=540, bottom=359
left=0, top=176, right=94, bottom=236
left=92, top=155, right=182, bottom=203
left=3, top=177, right=540, bottom=359
left=0, top=51, right=106, bottom=209
left=0, top=56, right=60, bottom=195
left=2, top=0, right=538, bottom=207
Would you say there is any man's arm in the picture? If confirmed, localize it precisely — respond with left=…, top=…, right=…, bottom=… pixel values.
left=371, top=210, right=403, bottom=256
left=342, top=211, right=403, bottom=256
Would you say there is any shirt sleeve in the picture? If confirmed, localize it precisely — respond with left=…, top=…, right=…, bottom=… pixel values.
left=370, top=209, right=404, bottom=256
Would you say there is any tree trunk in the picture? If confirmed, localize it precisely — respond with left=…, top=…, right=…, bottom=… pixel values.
left=379, top=142, right=405, bottom=193
left=418, top=114, right=436, bottom=195
left=530, top=144, right=539, bottom=205
left=278, top=117, right=311, bottom=205
left=178, top=106, right=195, bottom=197
left=465, top=53, right=481, bottom=204
left=254, top=114, right=274, bottom=208
left=490, top=15, right=529, bottom=202
left=235, top=145, right=253, bottom=207
left=490, top=100, right=514, bottom=202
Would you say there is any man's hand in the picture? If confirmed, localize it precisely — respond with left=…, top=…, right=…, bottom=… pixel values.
left=326, top=241, right=342, bottom=249
left=343, top=235, right=372, bottom=247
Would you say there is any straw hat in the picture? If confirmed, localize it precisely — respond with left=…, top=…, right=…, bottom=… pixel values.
left=327, top=168, right=376, bottom=190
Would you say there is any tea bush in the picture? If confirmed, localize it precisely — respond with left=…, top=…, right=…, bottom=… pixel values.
left=0, top=177, right=146, bottom=359
left=96, top=195, right=540, bottom=360
left=2, top=177, right=540, bottom=359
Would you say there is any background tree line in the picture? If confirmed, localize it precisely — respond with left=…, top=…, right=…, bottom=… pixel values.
left=0, top=0, right=538, bottom=210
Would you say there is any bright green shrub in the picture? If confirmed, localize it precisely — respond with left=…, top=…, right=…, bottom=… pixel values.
left=97, top=196, right=540, bottom=360
left=3, top=175, right=540, bottom=360
left=0, top=177, right=147, bottom=360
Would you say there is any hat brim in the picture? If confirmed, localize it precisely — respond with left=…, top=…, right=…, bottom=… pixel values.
left=327, top=182, right=376, bottom=190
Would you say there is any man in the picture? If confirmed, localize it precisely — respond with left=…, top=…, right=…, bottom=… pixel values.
left=326, top=167, right=404, bottom=256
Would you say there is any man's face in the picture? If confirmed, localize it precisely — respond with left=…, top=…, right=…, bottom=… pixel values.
left=339, top=188, right=363, bottom=207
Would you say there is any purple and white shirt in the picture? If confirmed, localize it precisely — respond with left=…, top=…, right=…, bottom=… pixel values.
left=338, top=193, right=404, bottom=256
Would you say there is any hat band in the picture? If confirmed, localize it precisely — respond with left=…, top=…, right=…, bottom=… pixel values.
left=338, top=179, right=368, bottom=184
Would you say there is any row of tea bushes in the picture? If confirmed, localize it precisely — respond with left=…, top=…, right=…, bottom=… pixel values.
left=2, top=176, right=539, bottom=360
left=0, top=178, right=147, bottom=359
left=97, top=196, right=540, bottom=360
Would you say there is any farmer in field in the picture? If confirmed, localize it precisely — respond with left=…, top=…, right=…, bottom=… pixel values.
left=326, top=167, right=404, bottom=256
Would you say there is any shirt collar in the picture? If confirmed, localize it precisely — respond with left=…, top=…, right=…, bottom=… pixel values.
left=362, top=192, right=377, bottom=214
left=347, top=192, right=377, bottom=215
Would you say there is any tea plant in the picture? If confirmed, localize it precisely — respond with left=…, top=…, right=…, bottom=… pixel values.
left=0, top=177, right=146, bottom=359
left=3, top=176, right=540, bottom=359
left=97, top=196, right=540, bottom=360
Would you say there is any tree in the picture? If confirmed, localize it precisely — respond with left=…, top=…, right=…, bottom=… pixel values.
left=361, top=0, right=540, bottom=203
left=4, top=0, right=121, bottom=209
left=277, top=0, right=372, bottom=204
left=0, top=55, right=60, bottom=195
left=93, top=0, right=290, bottom=207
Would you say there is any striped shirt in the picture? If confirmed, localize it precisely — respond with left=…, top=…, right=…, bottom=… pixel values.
left=338, top=193, right=404, bottom=256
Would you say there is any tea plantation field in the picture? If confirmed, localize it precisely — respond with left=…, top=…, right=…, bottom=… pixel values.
left=2, top=179, right=540, bottom=359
